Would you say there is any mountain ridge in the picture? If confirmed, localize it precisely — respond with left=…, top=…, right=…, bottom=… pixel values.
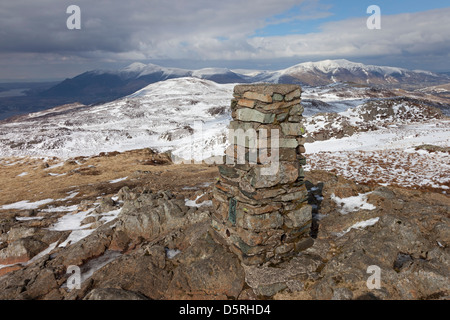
left=1, top=59, right=449, bottom=121
left=42, top=59, right=450, bottom=101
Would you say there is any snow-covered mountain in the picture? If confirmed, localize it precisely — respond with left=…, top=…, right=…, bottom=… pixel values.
left=252, top=59, right=448, bottom=88
left=39, top=59, right=449, bottom=102
left=37, top=63, right=246, bottom=106
left=2, top=59, right=448, bottom=122
left=0, top=78, right=234, bottom=160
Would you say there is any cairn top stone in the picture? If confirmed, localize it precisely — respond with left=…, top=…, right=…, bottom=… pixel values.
left=233, top=84, right=301, bottom=96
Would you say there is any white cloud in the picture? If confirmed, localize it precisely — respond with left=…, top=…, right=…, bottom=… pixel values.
left=247, top=8, right=450, bottom=60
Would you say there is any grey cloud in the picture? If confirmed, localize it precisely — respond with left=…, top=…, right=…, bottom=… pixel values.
left=0, top=0, right=301, bottom=55
left=0, top=1, right=449, bottom=80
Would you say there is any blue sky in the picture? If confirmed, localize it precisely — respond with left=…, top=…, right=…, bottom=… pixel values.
left=255, top=0, right=450, bottom=36
left=0, top=0, right=449, bottom=80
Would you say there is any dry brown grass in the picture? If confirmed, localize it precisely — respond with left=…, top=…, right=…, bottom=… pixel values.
left=0, top=149, right=219, bottom=210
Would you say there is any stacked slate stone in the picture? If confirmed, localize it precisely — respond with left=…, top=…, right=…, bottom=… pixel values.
left=210, top=84, right=313, bottom=266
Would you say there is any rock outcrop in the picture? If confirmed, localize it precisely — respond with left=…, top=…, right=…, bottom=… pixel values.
left=0, top=171, right=448, bottom=300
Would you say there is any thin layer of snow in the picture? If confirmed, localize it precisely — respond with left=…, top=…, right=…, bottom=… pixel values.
left=109, top=177, right=128, bottom=184
left=0, top=199, right=54, bottom=210
left=41, top=205, right=79, bottom=213
left=57, top=191, right=79, bottom=201
left=165, top=248, right=181, bottom=259
left=306, top=120, right=450, bottom=153
left=45, top=162, right=64, bottom=170
left=79, top=250, right=122, bottom=283
left=49, top=208, right=94, bottom=232
left=60, top=250, right=122, bottom=290
left=337, top=217, right=380, bottom=237
left=58, top=230, right=94, bottom=248
left=25, top=241, right=59, bottom=265
left=331, top=192, right=376, bottom=215
left=17, top=172, right=28, bottom=177
left=185, top=194, right=213, bottom=208
left=48, top=172, right=66, bottom=177
left=0, top=77, right=234, bottom=161
left=305, top=147, right=450, bottom=190
left=0, top=241, right=60, bottom=270
left=282, top=59, right=407, bottom=76
left=120, top=62, right=147, bottom=74
left=15, top=216, right=44, bottom=221
left=98, top=208, right=122, bottom=224
left=0, top=263, right=18, bottom=271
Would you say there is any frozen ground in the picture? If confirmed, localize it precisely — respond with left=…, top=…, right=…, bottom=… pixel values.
left=304, top=120, right=450, bottom=191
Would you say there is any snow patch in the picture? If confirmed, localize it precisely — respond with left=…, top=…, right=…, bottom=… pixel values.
left=15, top=216, right=44, bottom=221
left=41, top=205, right=79, bottom=213
left=79, top=250, right=122, bottom=283
left=165, top=248, right=181, bottom=259
left=109, top=177, right=128, bottom=184
left=98, top=208, right=122, bottom=224
left=25, top=242, right=59, bottom=265
left=0, top=199, right=54, bottom=210
left=57, top=191, right=79, bottom=201
left=57, top=230, right=94, bottom=248
left=49, top=208, right=94, bottom=232
left=185, top=194, right=212, bottom=208
left=337, top=217, right=380, bottom=237
left=331, top=192, right=376, bottom=215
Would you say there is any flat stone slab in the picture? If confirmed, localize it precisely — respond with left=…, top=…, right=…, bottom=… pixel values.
left=234, top=84, right=302, bottom=96
left=236, top=108, right=275, bottom=124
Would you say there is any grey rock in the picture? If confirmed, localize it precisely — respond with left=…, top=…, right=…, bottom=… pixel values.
left=166, top=233, right=245, bottom=299
left=236, top=108, right=275, bottom=124
left=84, top=288, right=148, bottom=300
left=0, top=237, right=48, bottom=265
left=254, top=282, right=287, bottom=297
left=332, top=287, right=354, bottom=300
left=115, top=192, right=187, bottom=241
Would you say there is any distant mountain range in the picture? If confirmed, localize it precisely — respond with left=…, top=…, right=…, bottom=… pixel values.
left=1, top=59, right=449, bottom=120
left=43, top=59, right=450, bottom=100
left=39, top=59, right=450, bottom=103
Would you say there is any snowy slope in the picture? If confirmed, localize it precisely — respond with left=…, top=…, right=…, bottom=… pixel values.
left=283, top=59, right=407, bottom=76
left=0, top=78, right=234, bottom=160
left=252, top=59, right=449, bottom=87
left=302, top=91, right=450, bottom=191
left=304, top=117, right=450, bottom=191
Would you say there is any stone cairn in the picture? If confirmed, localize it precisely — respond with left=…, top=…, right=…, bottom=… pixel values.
left=210, top=84, right=313, bottom=266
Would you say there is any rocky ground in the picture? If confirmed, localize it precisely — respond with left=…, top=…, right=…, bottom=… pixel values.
left=0, top=150, right=448, bottom=300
